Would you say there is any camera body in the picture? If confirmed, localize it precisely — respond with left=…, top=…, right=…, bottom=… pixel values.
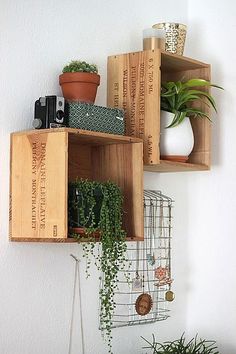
left=33, top=96, right=68, bottom=129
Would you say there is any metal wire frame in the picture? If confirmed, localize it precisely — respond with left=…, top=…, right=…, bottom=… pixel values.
left=100, top=190, right=174, bottom=329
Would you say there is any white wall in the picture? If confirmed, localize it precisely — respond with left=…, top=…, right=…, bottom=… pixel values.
left=0, top=0, right=236, bottom=354
left=183, top=2, right=236, bottom=353
left=3, top=1, right=234, bottom=353
left=0, top=1, right=189, bottom=354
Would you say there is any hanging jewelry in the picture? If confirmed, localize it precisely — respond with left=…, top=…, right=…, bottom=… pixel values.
left=135, top=227, right=153, bottom=316
left=68, top=254, right=85, bottom=354
left=154, top=265, right=173, bottom=286
left=165, top=290, right=175, bottom=302
left=165, top=203, right=175, bottom=301
left=135, top=293, right=153, bottom=316
left=147, top=201, right=155, bottom=266
left=132, top=241, right=142, bottom=291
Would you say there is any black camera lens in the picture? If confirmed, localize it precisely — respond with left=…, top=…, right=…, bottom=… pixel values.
left=33, top=118, right=43, bottom=129
left=56, top=110, right=65, bottom=123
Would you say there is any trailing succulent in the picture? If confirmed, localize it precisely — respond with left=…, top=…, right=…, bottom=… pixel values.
left=161, top=78, right=223, bottom=128
left=68, top=178, right=127, bottom=353
left=142, top=333, right=219, bottom=354
left=62, top=60, right=98, bottom=74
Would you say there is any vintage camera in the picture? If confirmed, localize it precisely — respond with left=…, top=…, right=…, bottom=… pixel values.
left=33, top=96, right=68, bottom=129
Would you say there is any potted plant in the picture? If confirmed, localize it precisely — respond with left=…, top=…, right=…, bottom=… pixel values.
left=160, top=78, right=223, bottom=162
left=142, top=333, right=219, bottom=353
left=68, top=178, right=127, bottom=353
left=68, top=181, right=103, bottom=233
left=59, top=60, right=100, bottom=103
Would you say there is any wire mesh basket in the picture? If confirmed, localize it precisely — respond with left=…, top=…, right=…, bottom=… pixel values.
left=100, top=190, right=174, bottom=329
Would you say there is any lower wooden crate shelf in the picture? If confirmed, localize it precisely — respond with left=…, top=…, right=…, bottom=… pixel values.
left=10, top=235, right=142, bottom=243
left=9, top=128, right=144, bottom=242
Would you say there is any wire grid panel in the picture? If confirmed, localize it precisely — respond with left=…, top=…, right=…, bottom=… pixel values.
left=100, top=190, right=174, bottom=329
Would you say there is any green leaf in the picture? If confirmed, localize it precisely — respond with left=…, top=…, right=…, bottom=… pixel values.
left=186, top=89, right=217, bottom=112
left=184, top=78, right=223, bottom=90
left=68, top=178, right=128, bottom=353
left=182, top=107, right=212, bottom=121
left=161, top=78, right=222, bottom=126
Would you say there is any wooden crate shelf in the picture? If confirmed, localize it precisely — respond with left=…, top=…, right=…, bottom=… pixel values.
left=10, top=128, right=144, bottom=242
left=107, top=49, right=211, bottom=172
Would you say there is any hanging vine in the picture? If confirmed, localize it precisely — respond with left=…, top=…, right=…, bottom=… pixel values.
left=68, top=178, right=128, bottom=353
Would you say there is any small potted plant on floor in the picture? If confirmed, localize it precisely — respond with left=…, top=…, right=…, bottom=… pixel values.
left=59, top=60, right=100, bottom=103
left=142, top=333, right=219, bottom=353
left=68, top=178, right=127, bottom=353
left=160, top=78, right=223, bottom=162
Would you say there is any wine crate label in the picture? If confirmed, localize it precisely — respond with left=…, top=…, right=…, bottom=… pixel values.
left=107, top=50, right=161, bottom=164
left=10, top=131, right=67, bottom=239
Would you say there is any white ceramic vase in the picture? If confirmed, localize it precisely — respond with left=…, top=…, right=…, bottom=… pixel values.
left=160, top=110, right=194, bottom=162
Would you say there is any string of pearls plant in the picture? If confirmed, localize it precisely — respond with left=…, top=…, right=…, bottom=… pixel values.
left=68, top=178, right=128, bottom=353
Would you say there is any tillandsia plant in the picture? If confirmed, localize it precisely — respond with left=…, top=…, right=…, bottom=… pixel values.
left=62, top=60, right=98, bottom=74
left=68, top=178, right=128, bottom=354
left=161, top=78, right=223, bottom=128
left=141, top=333, right=219, bottom=354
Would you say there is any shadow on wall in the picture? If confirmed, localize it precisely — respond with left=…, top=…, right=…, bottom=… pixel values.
left=184, top=19, right=224, bottom=168
left=220, top=343, right=236, bottom=354
left=144, top=171, right=191, bottom=332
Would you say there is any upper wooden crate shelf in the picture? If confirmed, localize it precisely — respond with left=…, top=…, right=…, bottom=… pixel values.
left=10, top=128, right=144, bottom=242
left=107, top=49, right=211, bottom=172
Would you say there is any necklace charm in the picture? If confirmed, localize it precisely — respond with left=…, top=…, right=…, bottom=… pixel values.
left=135, top=293, right=153, bottom=316
left=154, top=266, right=173, bottom=286
left=165, top=290, right=175, bottom=302
left=132, top=272, right=142, bottom=291
left=147, top=253, right=155, bottom=266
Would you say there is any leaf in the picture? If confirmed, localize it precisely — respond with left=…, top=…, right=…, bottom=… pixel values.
left=184, top=78, right=213, bottom=87
left=184, top=78, right=223, bottom=90
left=182, top=107, right=212, bottom=121
left=161, top=78, right=222, bottom=125
left=165, top=111, right=187, bottom=128
left=186, top=89, right=218, bottom=112
left=141, top=333, right=219, bottom=354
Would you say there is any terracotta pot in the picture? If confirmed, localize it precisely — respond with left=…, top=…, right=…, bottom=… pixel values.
left=160, top=110, right=194, bottom=162
left=68, top=227, right=100, bottom=240
left=59, top=72, right=100, bottom=103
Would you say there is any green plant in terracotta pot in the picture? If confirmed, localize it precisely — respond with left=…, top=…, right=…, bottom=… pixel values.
left=142, top=333, right=219, bottom=354
left=160, top=78, right=223, bottom=162
left=59, top=60, right=100, bottom=103
left=68, top=178, right=128, bottom=353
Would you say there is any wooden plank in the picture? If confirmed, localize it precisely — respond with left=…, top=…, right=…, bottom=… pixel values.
left=68, top=143, right=92, bottom=181
left=10, top=236, right=143, bottom=243
left=144, top=160, right=209, bottom=173
left=10, top=131, right=68, bottom=239
left=92, top=142, right=144, bottom=240
left=12, top=128, right=142, bottom=145
left=189, top=119, right=211, bottom=167
left=107, top=50, right=161, bottom=165
left=161, top=51, right=209, bottom=72
left=10, top=237, right=77, bottom=243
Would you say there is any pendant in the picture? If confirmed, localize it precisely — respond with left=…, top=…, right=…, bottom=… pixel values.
left=135, top=293, right=153, bottom=316
left=147, top=253, right=155, bottom=266
left=154, top=266, right=173, bottom=287
left=154, top=266, right=168, bottom=280
left=165, top=290, right=175, bottom=302
left=132, top=272, right=142, bottom=291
